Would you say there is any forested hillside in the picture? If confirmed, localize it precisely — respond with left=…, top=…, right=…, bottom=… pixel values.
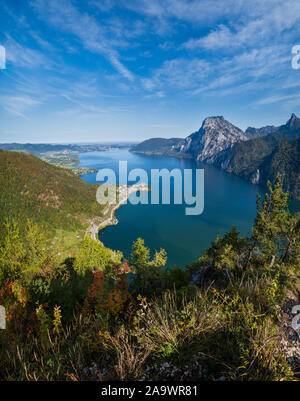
left=0, top=150, right=104, bottom=238
left=259, top=138, right=300, bottom=199
left=218, top=135, right=300, bottom=199
left=131, top=137, right=184, bottom=156
left=0, top=174, right=299, bottom=381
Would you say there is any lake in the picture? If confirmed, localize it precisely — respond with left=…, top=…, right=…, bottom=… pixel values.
left=79, top=149, right=300, bottom=267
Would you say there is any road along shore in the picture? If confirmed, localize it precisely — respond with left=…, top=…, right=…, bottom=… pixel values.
left=85, top=183, right=149, bottom=241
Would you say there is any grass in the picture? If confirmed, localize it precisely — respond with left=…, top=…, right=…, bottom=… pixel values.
left=53, top=229, right=84, bottom=258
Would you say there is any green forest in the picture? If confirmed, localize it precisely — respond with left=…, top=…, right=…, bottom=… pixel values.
left=0, top=163, right=300, bottom=380
left=0, top=150, right=105, bottom=255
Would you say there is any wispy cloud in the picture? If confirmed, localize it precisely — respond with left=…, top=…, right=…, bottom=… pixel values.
left=4, top=34, right=52, bottom=68
left=121, top=0, right=250, bottom=25
left=31, top=0, right=135, bottom=81
left=1, top=0, right=300, bottom=140
left=142, top=58, right=210, bottom=94
left=256, top=93, right=300, bottom=105
left=191, top=46, right=290, bottom=95
left=182, top=0, right=300, bottom=51
left=0, top=95, right=41, bottom=118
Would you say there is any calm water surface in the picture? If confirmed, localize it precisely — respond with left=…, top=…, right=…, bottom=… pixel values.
left=79, top=150, right=300, bottom=267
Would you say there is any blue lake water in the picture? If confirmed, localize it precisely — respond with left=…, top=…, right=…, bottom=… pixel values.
left=79, top=150, right=300, bottom=267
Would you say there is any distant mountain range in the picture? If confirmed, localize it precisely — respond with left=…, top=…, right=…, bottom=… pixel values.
left=0, top=142, right=134, bottom=155
left=131, top=113, right=300, bottom=199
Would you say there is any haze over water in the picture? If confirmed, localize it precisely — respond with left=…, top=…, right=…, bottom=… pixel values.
left=79, top=150, right=300, bottom=267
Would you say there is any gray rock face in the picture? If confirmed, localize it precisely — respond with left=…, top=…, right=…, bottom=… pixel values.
left=245, top=125, right=279, bottom=138
left=280, top=113, right=300, bottom=131
left=245, top=114, right=300, bottom=139
left=176, top=116, right=248, bottom=163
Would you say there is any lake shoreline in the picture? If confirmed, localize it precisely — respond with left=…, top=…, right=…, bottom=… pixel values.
left=85, top=183, right=149, bottom=241
left=78, top=149, right=300, bottom=267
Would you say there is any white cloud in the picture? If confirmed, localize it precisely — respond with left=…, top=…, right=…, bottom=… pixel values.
left=0, top=95, right=41, bottom=118
left=184, top=25, right=235, bottom=50
left=2, top=0, right=299, bottom=121
left=142, top=78, right=156, bottom=91
left=182, top=0, right=300, bottom=51
left=144, top=58, right=211, bottom=92
left=191, top=45, right=289, bottom=95
left=4, top=34, right=52, bottom=68
left=120, top=0, right=284, bottom=26
left=31, top=0, right=135, bottom=81
left=256, top=93, right=300, bottom=105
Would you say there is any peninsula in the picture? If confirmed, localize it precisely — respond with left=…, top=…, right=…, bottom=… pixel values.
left=85, top=183, right=149, bottom=241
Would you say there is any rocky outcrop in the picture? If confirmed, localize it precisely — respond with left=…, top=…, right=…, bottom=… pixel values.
left=280, top=113, right=300, bottom=132
left=175, top=116, right=248, bottom=163
left=244, top=113, right=300, bottom=138
left=216, top=130, right=300, bottom=199
left=246, top=125, right=279, bottom=138
left=131, top=113, right=300, bottom=199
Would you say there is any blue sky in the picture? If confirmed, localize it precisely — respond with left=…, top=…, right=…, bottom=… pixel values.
left=1, top=0, right=300, bottom=143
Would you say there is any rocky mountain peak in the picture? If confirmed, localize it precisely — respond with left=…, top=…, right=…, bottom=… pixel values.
left=285, top=113, right=300, bottom=130
left=176, top=116, right=248, bottom=163
left=244, top=113, right=300, bottom=138
left=202, top=116, right=224, bottom=126
left=200, top=116, right=244, bottom=137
